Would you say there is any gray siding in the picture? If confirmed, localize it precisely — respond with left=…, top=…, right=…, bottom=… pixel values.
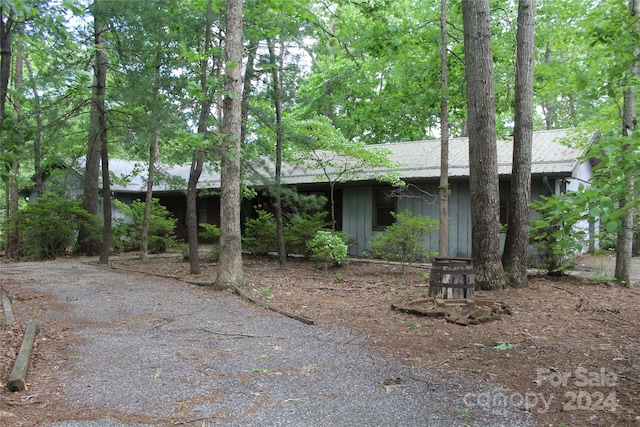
left=342, top=181, right=473, bottom=258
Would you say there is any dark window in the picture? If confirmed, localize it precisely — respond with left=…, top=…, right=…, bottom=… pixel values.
left=499, top=182, right=509, bottom=229
left=373, top=187, right=396, bottom=230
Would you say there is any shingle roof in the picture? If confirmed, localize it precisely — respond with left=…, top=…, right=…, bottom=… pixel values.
left=99, top=128, right=585, bottom=192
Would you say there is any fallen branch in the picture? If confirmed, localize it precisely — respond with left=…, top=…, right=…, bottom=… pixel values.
left=7, top=320, right=38, bottom=392
left=232, top=285, right=315, bottom=325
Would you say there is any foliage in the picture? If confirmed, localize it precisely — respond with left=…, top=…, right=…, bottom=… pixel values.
left=306, top=230, right=349, bottom=273
left=529, top=194, right=589, bottom=275
left=198, top=223, right=221, bottom=257
left=112, top=199, right=178, bottom=254
left=368, top=210, right=438, bottom=273
left=283, top=211, right=330, bottom=256
left=529, top=131, right=640, bottom=275
left=6, top=194, right=100, bottom=260
left=242, top=208, right=277, bottom=254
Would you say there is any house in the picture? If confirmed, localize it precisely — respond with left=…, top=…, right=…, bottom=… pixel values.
left=26, top=128, right=593, bottom=257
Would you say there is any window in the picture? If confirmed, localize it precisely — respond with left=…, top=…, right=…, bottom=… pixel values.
left=373, top=187, right=396, bottom=230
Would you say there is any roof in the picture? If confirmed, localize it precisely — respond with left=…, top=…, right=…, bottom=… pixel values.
left=96, top=128, right=586, bottom=193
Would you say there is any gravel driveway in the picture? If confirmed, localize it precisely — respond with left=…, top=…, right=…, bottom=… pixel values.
left=3, top=258, right=532, bottom=426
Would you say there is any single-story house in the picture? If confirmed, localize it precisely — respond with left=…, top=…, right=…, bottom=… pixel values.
left=26, top=128, right=593, bottom=257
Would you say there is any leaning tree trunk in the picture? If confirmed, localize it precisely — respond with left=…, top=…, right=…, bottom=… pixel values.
left=216, top=0, right=245, bottom=288
left=186, top=2, right=215, bottom=275
left=503, top=0, right=536, bottom=288
left=615, top=0, right=639, bottom=286
left=462, top=0, right=506, bottom=290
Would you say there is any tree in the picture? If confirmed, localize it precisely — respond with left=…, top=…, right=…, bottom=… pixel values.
left=438, top=0, right=449, bottom=257
left=216, top=0, right=244, bottom=288
left=462, top=0, right=506, bottom=290
left=289, top=116, right=403, bottom=231
left=77, top=0, right=107, bottom=255
left=502, top=0, right=535, bottom=288
left=614, top=0, right=638, bottom=285
left=186, top=0, right=218, bottom=275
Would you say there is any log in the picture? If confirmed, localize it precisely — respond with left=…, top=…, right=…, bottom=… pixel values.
left=1, top=288, right=15, bottom=324
left=232, top=285, right=315, bottom=325
left=390, top=303, right=446, bottom=317
left=7, top=320, right=38, bottom=392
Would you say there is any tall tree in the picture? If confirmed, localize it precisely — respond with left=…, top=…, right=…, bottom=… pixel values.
left=216, top=0, right=244, bottom=288
left=438, top=0, right=449, bottom=257
left=4, top=23, right=24, bottom=259
left=462, top=0, right=506, bottom=290
left=77, top=0, right=107, bottom=255
left=615, top=0, right=638, bottom=285
left=186, top=0, right=217, bottom=275
left=267, top=38, right=287, bottom=267
left=502, top=0, right=536, bottom=288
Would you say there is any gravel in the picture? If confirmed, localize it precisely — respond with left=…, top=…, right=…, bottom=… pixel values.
left=7, top=258, right=533, bottom=426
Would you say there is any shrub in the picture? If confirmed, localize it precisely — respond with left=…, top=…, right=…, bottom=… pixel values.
left=530, top=194, right=588, bottom=275
left=242, top=208, right=277, bottom=254
left=7, top=194, right=100, bottom=259
left=306, top=230, right=349, bottom=273
left=368, top=210, right=438, bottom=274
left=284, top=211, right=329, bottom=256
left=198, top=223, right=221, bottom=257
left=112, top=198, right=178, bottom=254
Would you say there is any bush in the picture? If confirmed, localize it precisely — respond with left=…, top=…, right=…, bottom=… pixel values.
left=368, top=210, right=438, bottom=273
left=530, top=194, right=588, bottom=275
left=198, top=223, right=221, bottom=257
left=7, top=194, right=100, bottom=259
left=112, top=198, right=178, bottom=254
left=242, top=208, right=277, bottom=254
left=306, top=230, right=349, bottom=273
left=284, top=211, right=329, bottom=256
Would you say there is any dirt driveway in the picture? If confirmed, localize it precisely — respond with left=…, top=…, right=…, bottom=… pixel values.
left=1, top=257, right=531, bottom=427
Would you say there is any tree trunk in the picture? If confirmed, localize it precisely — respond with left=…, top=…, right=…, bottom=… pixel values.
left=5, top=26, right=22, bottom=259
left=78, top=0, right=107, bottom=255
left=140, top=130, right=159, bottom=260
left=241, top=37, right=258, bottom=145
left=543, top=44, right=554, bottom=130
left=24, top=57, right=44, bottom=198
left=438, top=0, right=449, bottom=258
left=99, top=104, right=111, bottom=265
left=615, top=0, right=638, bottom=286
left=268, top=38, right=287, bottom=267
left=462, top=0, right=506, bottom=290
left=0, top=10, right=13, bottom=133
left=187, top=149, right=205, bottom=273
left=187, top=2, right=215, bottom=275
left=216, top=0, right=244, bottom=288
left=503, top=0, right=536, bottom=288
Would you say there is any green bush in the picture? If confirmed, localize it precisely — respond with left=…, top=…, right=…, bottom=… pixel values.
left=306, top=230, right=349, bottom=273
left=112, top=198, right=178, bottom=254
left=242, top=208, right=277, bottom=254
left=198, top=223, right=221, bottom=257
left=284, top=211, right=329, bottom=256
left=7, top=194, right=100, bottom=259
left=368, top=210, right=438, bottom=273
left=530, top=194, right=588, bottom=275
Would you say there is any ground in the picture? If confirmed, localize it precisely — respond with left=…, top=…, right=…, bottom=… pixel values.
left=1, top=252, right=639, bottom=426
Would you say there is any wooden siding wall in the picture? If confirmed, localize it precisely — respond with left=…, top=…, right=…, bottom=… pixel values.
left=342, top=181, right=473, bottom=258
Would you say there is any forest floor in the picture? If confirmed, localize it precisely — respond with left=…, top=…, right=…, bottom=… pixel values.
left=1, top=251, right=640, bottom=426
